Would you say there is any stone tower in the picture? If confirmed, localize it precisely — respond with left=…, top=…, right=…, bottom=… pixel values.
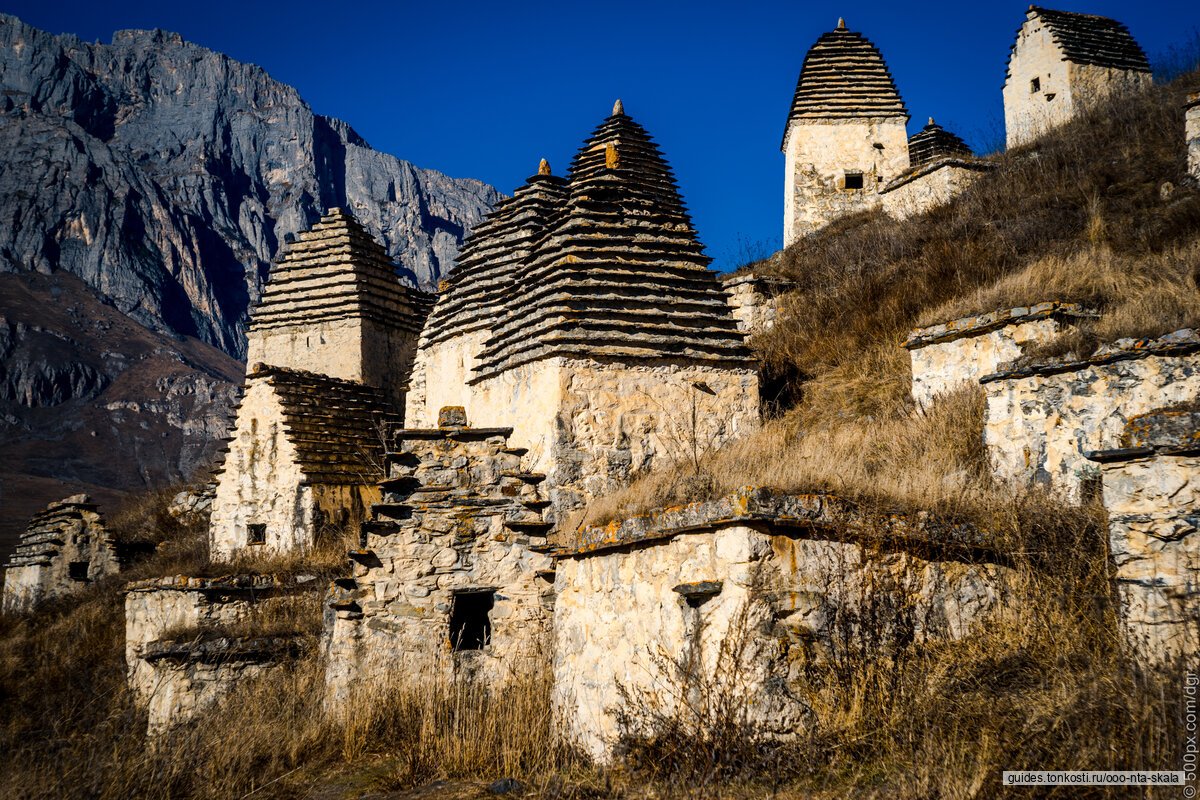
left=405, top=161, right=567, bottom=427
left=782, top=18, right=910, bottom=245
left=464, top=101, right=759, bottom=520
left=245, top=208, right=432, bottom=407
left=1004, top=6, right=1151, bottom=150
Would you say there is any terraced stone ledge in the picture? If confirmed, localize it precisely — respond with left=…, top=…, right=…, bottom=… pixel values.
left=905, top=301, right=1094, bottom=350
left=981, top=328, right=1200, bottom=383
left=141, top=634, right=303, bottom=664
left=562, top=487, right=999, bottom=563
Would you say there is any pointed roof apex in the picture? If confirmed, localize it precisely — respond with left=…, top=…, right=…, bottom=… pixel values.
left=837, top=17, right=846, bottom=30
left=928, top=116, right=935, bottom=126
left=538, top=158, right=551, bottom=176
left=613, top=98, right=624, bottom=116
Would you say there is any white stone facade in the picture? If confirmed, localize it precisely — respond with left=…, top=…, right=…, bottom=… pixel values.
left=124, top=575, right=307, bottom=734
left=1096, top=451, right=1200, bottom=668
left=906, top=302, right=1091, bottom=409
left=247, top=316, right=418, bottom=409
left=403, top=329, right=490, bottom=428
left=554, top=491, right=1012, bottom=761
left=468, top=358, right=760, bottom=521
left=1003, top=9, right=1151, bottom=150
left=783, top=118, right=909, bottom=245
left=880, top=160, right=990, bottom=221
left=982, top=332, right=1200, bottom=502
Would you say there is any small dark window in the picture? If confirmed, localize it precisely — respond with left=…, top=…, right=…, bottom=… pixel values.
left=449, top=591, right=494, bottom=651
left=844, top=172, right=864, bottom=190
left=68, top=561, right=89, bottom=581
left=1030, top=77, right=1040, bottom=93
left=247, top=524, right=266, bottom=546
left=1045, top=92, right=1056, bottom=102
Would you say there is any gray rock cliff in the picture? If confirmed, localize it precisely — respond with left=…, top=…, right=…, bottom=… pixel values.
left=0, top=14, right=500, bottom=358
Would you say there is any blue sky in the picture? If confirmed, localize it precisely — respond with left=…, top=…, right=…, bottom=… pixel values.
left=7, top=0, right=1200, bottom=270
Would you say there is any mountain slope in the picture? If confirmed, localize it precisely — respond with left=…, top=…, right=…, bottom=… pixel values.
left=0, top=15, right=500, bottom=357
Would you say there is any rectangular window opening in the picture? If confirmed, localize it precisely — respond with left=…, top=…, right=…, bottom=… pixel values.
left=68, top=561, right=89, bottom=581
left=1030, top=77, right=1040, bottom=93
left=247, top=524, right=266, bottom=546
left=843, top=172, right=864, bottom=190
left=449, top=590, right=494, bottom=651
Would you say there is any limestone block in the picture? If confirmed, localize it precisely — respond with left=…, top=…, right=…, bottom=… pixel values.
left=906, top=303, right=1090, bottom=408
left=983, top=333, right=1200, bottom=502
left=720, top=273, right=796, bottom=335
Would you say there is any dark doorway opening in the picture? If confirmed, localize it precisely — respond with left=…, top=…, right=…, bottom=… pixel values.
left=449, top=590, right=494, bottom=651
left=844, top=172, right=864, bottom=190
left=247, top=524, right=266, bottom=546
left=68, top=561, right=89, bottom=581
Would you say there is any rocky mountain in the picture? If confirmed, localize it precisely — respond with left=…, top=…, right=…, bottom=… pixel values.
left=0, top=14, right=500, bottom=357
left=0, top=15, right=500, bottom=556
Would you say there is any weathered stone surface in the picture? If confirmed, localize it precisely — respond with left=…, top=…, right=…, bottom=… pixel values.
left=1, top=495, right=128, bottom=612
left=554, top=489, right=1013, bottom=761
left=470, top=358, right=759, bottom=523
left=247, top=209, right=433, bottom=407
left=404, top=105, right=758, bottom=521
left=324, top=411, right=555, bottom=702
left=720, top=272, right=796, bottom=335
left=0, top=14, right=499, bottom=358
left=124, top=574, right=308, bottom=734
left=1187, top=93, right=1200, bottom=183
left=1003, top=7, right=1151, bottom=149
left=905, top=302, right=1093, bottom=408
left=982, top=330, right=1200, bottom=501
left=1088, top=415, right=1200, bottom=669
left=208, top=365, right=399, bottom=560
left=782, top=20, right=909, bottom=244
left=880, top=158, right=993, bottom=221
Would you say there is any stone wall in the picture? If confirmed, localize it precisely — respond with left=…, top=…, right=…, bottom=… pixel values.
left=208, top=373, right=384, bottom=560
left=783, top=118, right=910, bottom=244
left=1088, top=410, right=1200, bottom=668
left=879, top=160, right=992, bottom=221
left=124, top=575, right=310, bottom=734
left=554, top=490, right=1013, bottom=761
left=982, top=330, right=1200, bottom=502
left=469, top=358, right=760, bottom=522
left=2, top=495, right=122, bottom=613
left=324, top=408, right=555, bottom=703
left=1187, top=94, right=1200, bottom=182
left=247, top=316, right=418, bottom=409
left=905, top=302, right=1092, bottom=409
left=403, top=329, right=491, bottom=429
left=720, top=272, right=795, bottom=335
left=209, top=377, right=315, bottom=560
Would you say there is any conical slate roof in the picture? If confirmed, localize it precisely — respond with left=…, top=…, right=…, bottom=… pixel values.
left=907, top=118, right=973, bottom=169
left=250, top=208, right=432, bottom=335
left=419, top=162, right=568, bottom=348
left=471, top=102, right=752, bottom=382
left=782, top=18, right=908, bottom=149
left=1008, top=6, right=1150, bottom=78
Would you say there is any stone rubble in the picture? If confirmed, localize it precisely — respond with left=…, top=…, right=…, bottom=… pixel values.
left=720, top=271, right=797, bottom=335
